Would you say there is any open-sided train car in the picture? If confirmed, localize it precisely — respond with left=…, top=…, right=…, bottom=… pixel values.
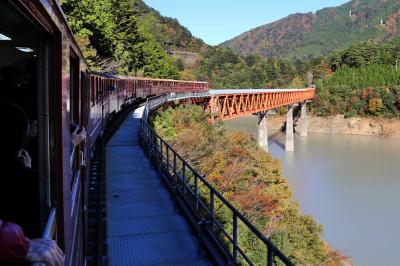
left=0, top=1, right=208, bottom=265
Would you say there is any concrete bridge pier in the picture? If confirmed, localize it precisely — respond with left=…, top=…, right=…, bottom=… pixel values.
left=258, top=113, right=268, bottom=152
left=300, top=101, right=308, bottom=137
left=210, top=96, right=216, bottom=124
left=285, top=105, right=295, bottom=152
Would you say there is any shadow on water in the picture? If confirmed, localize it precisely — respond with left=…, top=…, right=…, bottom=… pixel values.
left=269, top=131, right=285, bottom=150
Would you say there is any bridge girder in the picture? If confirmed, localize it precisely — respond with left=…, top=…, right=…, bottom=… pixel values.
left=207, top=89, right=315, bottom=121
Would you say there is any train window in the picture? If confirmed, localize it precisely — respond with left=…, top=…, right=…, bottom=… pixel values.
left=69, top=50, right=80, bottom=190
left=101, top=79, right=104, bottom=98
left=0, top=0, right=54, bottom=237
left=96, top=78, right=99, bottom=103
left=95, top=78, right=99, bottom=103
left=91, top=76, right=95, bottom=106
left=70, top=51, right=80, bottom=126
left=96, top=78, right=102, bottom=103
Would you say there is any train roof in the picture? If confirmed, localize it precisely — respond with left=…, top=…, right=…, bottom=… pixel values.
left=89, top=73, right=208, bottom=84
left=116, top=75, right=208, bottom=84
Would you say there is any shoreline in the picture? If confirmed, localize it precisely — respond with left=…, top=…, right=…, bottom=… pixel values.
left=266, top=114, right=400, bottom=139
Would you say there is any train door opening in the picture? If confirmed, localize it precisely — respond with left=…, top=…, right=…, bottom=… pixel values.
left=70, top=51, right=80, bottom=189
left=0, top=0, right=55, bottom=239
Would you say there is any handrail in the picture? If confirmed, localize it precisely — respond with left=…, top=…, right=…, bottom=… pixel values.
left=139, top=95, right=294, bottom=266
left=142, top=92, right=210, bottom=121
left=42, top=208, right=57, bottom=239
left=32, top=208, right=57, bottom=266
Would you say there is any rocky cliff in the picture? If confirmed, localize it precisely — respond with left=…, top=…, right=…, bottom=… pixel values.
left=268, top=115, right=400, bottom=138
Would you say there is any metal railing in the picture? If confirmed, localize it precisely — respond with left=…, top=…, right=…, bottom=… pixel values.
left=32, top=208, right=57, bottom=266
left=139, top=95, right=294, bottom=266
left=41, top=208, right=57, bottom=239
left=142, top=92, right=210, bottom=121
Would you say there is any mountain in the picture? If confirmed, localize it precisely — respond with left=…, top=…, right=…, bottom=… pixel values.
left=221, top=0, right=400, bottom=59
left=131, top=0, right=208, bottom=53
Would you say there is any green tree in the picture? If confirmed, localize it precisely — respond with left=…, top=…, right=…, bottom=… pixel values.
left=112, top=0, right=145, bottom=74
left=142, top=39, right=179, bottom=78
left=175, top=58, right=185, bottom=71
left=60, top=0, right=115, bottom=59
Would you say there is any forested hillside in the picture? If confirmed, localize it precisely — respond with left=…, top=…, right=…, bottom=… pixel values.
left=222, top=0, right=400, bottom=59
left=130, top=0, right=206, bottom=53
left=193, top=47, right=322, bottom=89
left=312, top=39, right=400, bottom=117
left=59, top=0, right=205, bottom=77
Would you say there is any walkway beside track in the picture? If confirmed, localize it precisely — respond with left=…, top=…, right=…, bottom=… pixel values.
left=106, top=106, right=211, bottom=266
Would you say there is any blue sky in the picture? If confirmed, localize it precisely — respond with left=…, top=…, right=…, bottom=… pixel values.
left=143, top=0, right=350, bottom=45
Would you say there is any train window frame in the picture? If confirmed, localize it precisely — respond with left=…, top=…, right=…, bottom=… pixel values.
left=0, top=0, right=59, bottom=234
left=96, top=77, right=102, bottom=103
left=91, top=76, right=95, bottom=106
left=69, top=49, right=81, bottom=190
left=37, top=33, right=54, bottom=221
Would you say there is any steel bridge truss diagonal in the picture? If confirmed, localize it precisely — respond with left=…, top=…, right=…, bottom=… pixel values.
left=208, top=88, right=315, bottom=121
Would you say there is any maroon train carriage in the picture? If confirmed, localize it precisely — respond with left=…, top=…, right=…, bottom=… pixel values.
left=0, top=0, right=209, bottom=265
left=117, top=75, right=208, bottom=100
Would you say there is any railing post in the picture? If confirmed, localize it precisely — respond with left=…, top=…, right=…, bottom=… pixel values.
left=267, top=247, right=274, bottom=266
left=154, top=134, right=158, bottom=159
left=166, top=146, right=170, bottom=174
left=160, top=139, right=163, bottom=164
left=153, top=132, right=157, bottom=159
left=156, top=136, right=160, bottom=162
left=194, top=174, right=199, bottom=211
left=233, top=213, right=238, bottom=263
left=173, top=153, right=177, bottom=183
left=149, top=131, right=153, bottom=159
left=182, top=163, right=186, bottom=193
left=146, top=124, right=150, bottom=153
left=210, top=190, right=215, bottom=232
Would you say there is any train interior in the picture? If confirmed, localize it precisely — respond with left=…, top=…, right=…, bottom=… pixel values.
left=0, top=1, right=50, bottom=236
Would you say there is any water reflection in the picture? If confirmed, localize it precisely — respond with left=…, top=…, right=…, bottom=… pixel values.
left=225, top=116, right=400, bottom=266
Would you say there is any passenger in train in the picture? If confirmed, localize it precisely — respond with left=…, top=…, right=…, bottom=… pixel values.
left=70, top=123, right=86, bottom=146
left=0, top=103, right=64, bottom=265
left=109, top=84, right=116, bottom=93
left=0, top=219, right=64, bottom=265
left=0, top=102, right=40, bottom=238
left=25, top=120, right=38, bottom=169
left=1, top=62, right=39, bottom=169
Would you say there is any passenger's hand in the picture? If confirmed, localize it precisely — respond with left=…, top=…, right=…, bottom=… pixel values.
left=71, top=126, right=86, bottom=146
left=25, top=239, right=64, bottom=266
left=30, top=120, right=38, bottom=138
left=18, top=149, right=32, bottom=168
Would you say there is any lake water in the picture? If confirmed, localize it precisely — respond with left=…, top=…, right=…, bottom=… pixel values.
left=225, top=116, right=400, bottom=266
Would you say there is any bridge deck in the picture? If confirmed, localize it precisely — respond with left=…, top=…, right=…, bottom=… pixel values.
left=106, top=106, right=211, bottom=266
left=208, top=88, right=309, bottom=95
